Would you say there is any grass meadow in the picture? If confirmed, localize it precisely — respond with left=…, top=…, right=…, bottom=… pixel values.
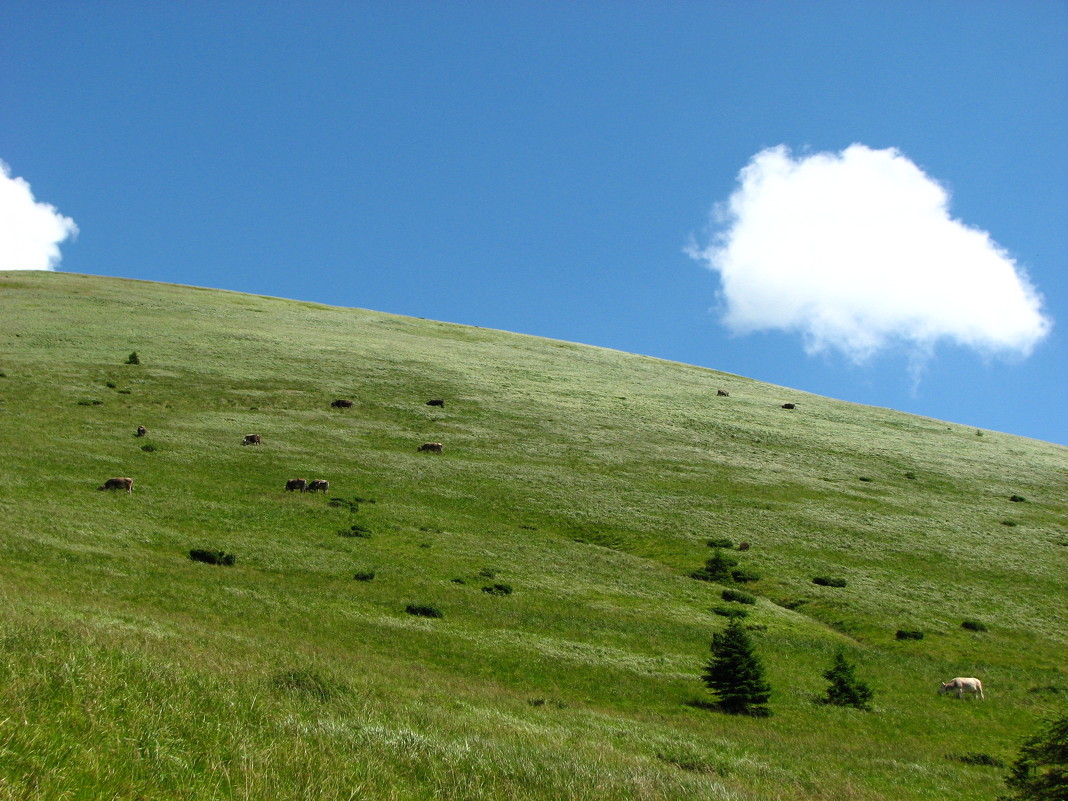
left=0, top=271, right=1065, bottom=799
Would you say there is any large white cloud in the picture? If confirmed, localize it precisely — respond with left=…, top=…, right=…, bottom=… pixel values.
left=0, top=160, right=78, bottom=271
left=690, top=144, right=1051, bottom=362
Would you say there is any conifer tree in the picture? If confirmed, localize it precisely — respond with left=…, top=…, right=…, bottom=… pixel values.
left=701, top=618, right=771, bottom=716
left=1001, top=714, right=1068, bottom=801
left=821, top=650, right=874, bottom=710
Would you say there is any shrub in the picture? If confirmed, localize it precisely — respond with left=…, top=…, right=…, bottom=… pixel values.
left=712, top=605, right=749, bottom=619
left=125, top=351, right=140, bottom=365
left=692, top=550, right=739, bottom=583
left=353, top=570, right=376, bottom=582
left=962, top=619, right=989, bottom=632
left=481, top=583, right=513, bottom=596
left=905, top=471, right=917, bottom=480
left=1009, top=494, right=1028, bottom=503
left=141, top=444, right=156, bottom=452
left=895, top=629, right=923, bottom=641
left=478, top=567, right=498, bottom=579
left=328, top=497, right=360, bottom=512
left=189, top=549, right=235, bottom=566
left=731, top=568, right=761, bottom=584
left=1002, top=520, right=1018, bottom=527
left=821, top=650, right=874, bottom=710
left=813, top=576, right=847, bottom=587
left=859, top=476, right=873, bottom=482
left=338, top=524, right=371, bottom=538
left=701, top=618, right=771, bottom=716
left=406, top=604, right=442, bottom=619
left=106, top=381, right=117, bottom=388
left=721, top=589, right=756, bottom=605
left=737, top=542, right=751, bottom=551
left=1002, top=714, right=1068, bottom=800
left=706, top=537, right=734, bottom=549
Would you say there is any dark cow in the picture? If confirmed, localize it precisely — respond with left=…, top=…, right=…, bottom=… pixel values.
left=99, top=477, right=133, bottom=493
left=781, top=403, right=796, bottom=410
left=331, top=399, right=353, bottom=409
left=285, top=478, right=308, bottom=493
left=136, top=425, right=147, bottom=437
left=417, top=442, right=444, bottom=453
left=716, top=390, right=729, bottom=397
left=426, top=399, right=445, bottom=407
left=307, top=479, right=330, bottom=493
left=242, top=434, right=261, bottom=446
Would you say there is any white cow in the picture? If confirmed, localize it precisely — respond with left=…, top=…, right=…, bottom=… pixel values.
left=939, top=677, right=984, bottom=700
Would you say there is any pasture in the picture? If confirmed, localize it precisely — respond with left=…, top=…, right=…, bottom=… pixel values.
left=0, top=271, right=1065, bottom=799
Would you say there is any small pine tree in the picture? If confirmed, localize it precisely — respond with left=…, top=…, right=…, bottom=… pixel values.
left=821, top=650, right=874, bottom=710
left=701, top=618, right=772, bottom=716
left=698, top=549, right=739, bottom=582
left=1001, top=714, right=1068, bottom=801
left=126, top=351, right=140, bottom=365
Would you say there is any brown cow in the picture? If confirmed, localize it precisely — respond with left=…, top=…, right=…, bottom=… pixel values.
left=99, top=477, right=133, bottom=493
left=417, top=442, right=444, bottom=453
left=285, top=478, right=308, bottom=492
left=307, top=479, right=330, bottom=493
left=426, top=399, right=445, bottom=407
left=136, top=425, right=147, bottom=437
left=331, top=399, right=353, bottom=408
left=242, top=434, right=261, bottom=445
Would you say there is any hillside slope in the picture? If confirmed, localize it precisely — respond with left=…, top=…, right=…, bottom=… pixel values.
left=1, top=271, right=1065, bottom=800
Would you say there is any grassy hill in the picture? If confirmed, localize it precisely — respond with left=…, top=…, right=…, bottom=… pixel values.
left=0, top=270, right=1065, bottom=800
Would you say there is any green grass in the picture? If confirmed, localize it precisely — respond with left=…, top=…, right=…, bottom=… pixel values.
left=0, top=270, right=1066, bottom=799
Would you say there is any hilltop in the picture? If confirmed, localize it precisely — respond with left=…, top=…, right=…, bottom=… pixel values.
left=1, top=271, right=1065, bottom=800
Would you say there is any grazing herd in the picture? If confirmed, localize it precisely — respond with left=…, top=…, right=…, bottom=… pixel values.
left=100, top=397, right=447, bottom=497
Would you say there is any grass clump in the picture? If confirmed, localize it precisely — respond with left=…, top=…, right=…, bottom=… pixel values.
left=721, top=588, right=756, bottom=605
left=813, top=576, right=848, bottom=588
left=954, top=752, right=1004, bottom=767
left=712, top=605, right=749, bottom=619
left=271, top=669, right=340, bottom=702
left=188, top=549, right=235, bottom=566
left=481, top=583, right=513, bottom=596
left=352, top=570, right=376, bottom=582
left=731, top=567, right=761, bottom=584
left=962, top=619, right=989, bottom=632
left=706, top=537, right=733, bottom=549
left=405, top=604, right=442, bottom=619
left=125, top=351, right=140, bottom=364
left=337, top=524, right=372, bottom=538
left=895, top=629, right=924, bottom=641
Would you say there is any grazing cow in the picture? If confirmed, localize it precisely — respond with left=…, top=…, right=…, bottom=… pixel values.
left=331, top=399, right=353, bottom=408
left=136, top=425, right=147, bottom=437
left=426, top=399, right=445, bottom=407
left=242, top=434, right=261, bottom=446
left=285, top=478, right=308, bottom=493
left=307, top=479, right=330, bottom=493
left=417, top=442, right=444, bottom=453
left=717, top=390, right=729, bottom=397
left=782, top=403, right=796, bottom=410
left=99, top=477, right=133, bottom=493
left=939, top=677, right=984, bottom=700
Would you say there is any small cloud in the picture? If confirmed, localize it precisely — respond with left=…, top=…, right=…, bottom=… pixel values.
left=689, top=144, right=1052, bottom=363
left=0, top=159, right=78, bottom=271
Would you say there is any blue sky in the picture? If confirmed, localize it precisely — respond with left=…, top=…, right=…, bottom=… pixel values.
left=3, top=2, right=1066, bottom=445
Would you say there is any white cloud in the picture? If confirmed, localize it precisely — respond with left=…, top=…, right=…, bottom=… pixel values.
left=0, top=160, right=78, bottom=271
left=689, top=144, right=1051, bottom=362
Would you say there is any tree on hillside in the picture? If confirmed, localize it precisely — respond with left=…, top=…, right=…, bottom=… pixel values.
left=1000, top=714, right=1068, bottom=801
left=701, top=618, right=771, bottom=716
left=820, top=650, right=874, bottom=710
left=692, top=549, right=738, bottom=583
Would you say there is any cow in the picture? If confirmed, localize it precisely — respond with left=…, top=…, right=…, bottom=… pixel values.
left=782, top=403, right=796, bottom=410
left=417, top=442, right=444, bottom=453
left=99, top=477, right=133, bottom=493
left=939, top=677, right=984, bottom=700
left=307, top=479, right=330, bottom=493
left=426, top=399, right=445, bottom=407
left=331, top=399, right=353, bottom=408
left=717, top=390, right=729, bottom=397
left=136, top=425, right=147, bottom=437
left=285, top=478, right=308, bottom=493
left=242, top=434, right=261, bottom=446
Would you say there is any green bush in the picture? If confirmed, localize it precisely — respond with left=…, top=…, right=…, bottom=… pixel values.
left=1009, top=494, right=1028, bottom=503
left=721, top=589, right=756, bottom=605
left=712, top=605, right=749, bottom=619
left=406, top=604, right=443, bottom=618
left=353, top=570, right=376, bottom=582
left=820, top=650, right=874, bottom=710
left=338, top=524, right=372, bottom=538
left=962, top=619, right=989, bottom=632
left=189, top=549, right=235, bottom=566
left=813, top=576, right=847, bottom=588
left=731, top=568, right=761, bottom=584
left=481, top=583, right=513, bottom=596
left=706, top=537, right=734, bottom=549
left=125, top=351, right=140, bottom=365
left=692, top=550, right=739, bottom=583
left=895, top=629, right=923, bottom=641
